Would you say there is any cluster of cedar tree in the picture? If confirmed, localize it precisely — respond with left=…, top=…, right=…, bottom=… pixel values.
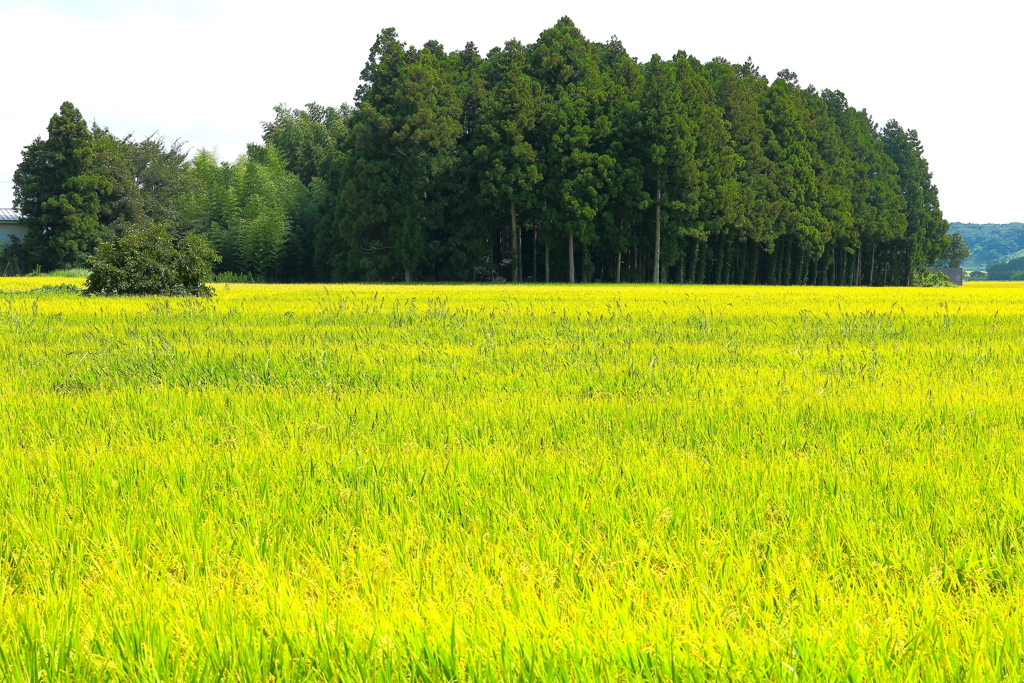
left=11, top=18, right=950, bottom=286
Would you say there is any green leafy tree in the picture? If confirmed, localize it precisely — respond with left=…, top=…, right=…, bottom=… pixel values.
left=259, top=103, right=352, bottom=185
left=256, top=103, right=352, bottom=281
left=183, top=146, right=307, bottom=281
left=13, top=102, right=110, bottom=270
left=939, top=232, right=970, bottom=268
left=89, top=127, right=200, bottom=242
left=987, top=255, right=1024, bottom=280
left=180, top=149, right=237, bottom=265
left=91, top=125, right=146, bottom=230
left=232, top=146, right=298, bottom=279
left=121, top=134, right=195, bottom=229
left=911, top=268, right=954, bottom=287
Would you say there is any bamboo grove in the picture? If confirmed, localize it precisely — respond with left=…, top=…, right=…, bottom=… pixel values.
left=10, top=17, right=949, bottom=285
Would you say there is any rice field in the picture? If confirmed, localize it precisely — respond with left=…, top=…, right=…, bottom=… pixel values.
left=1, top=277, right=1023, bottom=682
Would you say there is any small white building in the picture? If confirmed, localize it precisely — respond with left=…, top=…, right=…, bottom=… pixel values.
left=0, top=208, right=28, bottom=247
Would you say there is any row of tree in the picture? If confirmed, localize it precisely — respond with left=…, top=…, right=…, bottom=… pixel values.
left=6, top=102, right=315, bottom=279
left=9, top=18, right=952, bottom=285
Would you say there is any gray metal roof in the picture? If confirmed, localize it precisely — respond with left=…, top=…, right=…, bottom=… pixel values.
left=0, top=208, right=22, bottom=222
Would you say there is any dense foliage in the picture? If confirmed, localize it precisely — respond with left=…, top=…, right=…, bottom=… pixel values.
left=937, top=232, right=970, bottom=268
left=85, top=221, right=219, bottom=296
left=12, top=102, right=107, bottom=270
left=308, top=18, right=950, bottom=285
left=910, top=268, right=954, bottom=287
left=13, top=18, right=952, bottom=285
left=986, top=255, right=1024, bottom=281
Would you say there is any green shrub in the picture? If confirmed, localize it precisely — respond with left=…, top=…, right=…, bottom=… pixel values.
left=0, top=237, right=24, bottom=276
left=43, top=268, right=91, bottom=278
left=0, top=284, right=83, bottom=296
left=85, top=222, right=220, bottom=296
left=911, top=268, right=954, bottom=287
left=212, top=271, right=261, bottom=284
left=29, top=284, right=83, bottom=295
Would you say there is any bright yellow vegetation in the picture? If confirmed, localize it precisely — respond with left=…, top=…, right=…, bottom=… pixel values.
left=2, top=278, right=1023, bottom=681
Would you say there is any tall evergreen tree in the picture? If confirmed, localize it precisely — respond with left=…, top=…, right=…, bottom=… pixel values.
left=172, top=22, right=945, bottom=287
left=668, top=52, right=739, bottom=285
left=474, top=39, right=542, bottom=283
left=822, top=90, right=906, bottom=284
left=640, top=54, right=699, bottom=283
left=529, top=17, right=613, bottom=283
left=13, top=102, right=109, bottom=269
left=759, top=71, right=845, bottom=283
left=341, top=30, right=462, bottom=281
left=597, top=37, right=646, bottom=282
left=883, top=120, right=949, bottom=285
left=435, top=42, right=495, bottom=281
left=704, top=57, right=775, bottom=283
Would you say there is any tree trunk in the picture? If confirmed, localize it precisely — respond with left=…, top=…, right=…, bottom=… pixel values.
left=568, top=233, right=575, bottom=284
left=404, top=267, right=411, bottom=283
left=532, top=221, right=538, bottom=283
left=517, top=210, right=523, bottom=283
left=654, top=181, right=662, bottom=284
left=616, top=250, right=622, bottom=283
left=749, top=241, right=759, bottom=284
left=782, top=239, right=793, bottom=285
left=582, top=245, right=589, bottom=283
left=869, top=245, right=876, bottom=286
left=545, top=245, right=550, bottom=283
left=511, top=200, right=520, bottom=283
left=715, top=235, right=726, bottom=284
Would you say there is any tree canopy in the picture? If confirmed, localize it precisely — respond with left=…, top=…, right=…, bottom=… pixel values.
left=14, top=102, right=107, bottom=270
left=318, top=18, right=949, bottom=285
left=11, top=19, right=952, bottom=286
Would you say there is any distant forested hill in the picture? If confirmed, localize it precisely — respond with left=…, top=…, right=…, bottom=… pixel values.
left=950, top=223, right=1024, bottom=269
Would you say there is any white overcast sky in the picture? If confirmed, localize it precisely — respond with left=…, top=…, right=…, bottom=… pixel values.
left=0, top=0, right=1020, bottom=224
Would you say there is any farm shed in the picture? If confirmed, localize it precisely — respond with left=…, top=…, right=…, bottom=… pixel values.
left=928, top=267, right=964, bottom=286
left=0, top=208, right=27, bottom=247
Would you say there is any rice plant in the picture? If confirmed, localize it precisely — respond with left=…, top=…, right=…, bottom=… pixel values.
left=1, top=278, right=1022, bottom=681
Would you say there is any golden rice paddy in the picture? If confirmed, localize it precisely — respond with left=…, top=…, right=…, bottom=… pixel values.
left=1, top=277, right=1022, bottom=681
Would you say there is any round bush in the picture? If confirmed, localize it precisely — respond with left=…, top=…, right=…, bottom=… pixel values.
left=85, top=222, right=220, bottom=296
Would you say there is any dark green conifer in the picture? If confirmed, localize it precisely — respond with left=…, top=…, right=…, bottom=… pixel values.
left=13, top=102, right=109, bottom=269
